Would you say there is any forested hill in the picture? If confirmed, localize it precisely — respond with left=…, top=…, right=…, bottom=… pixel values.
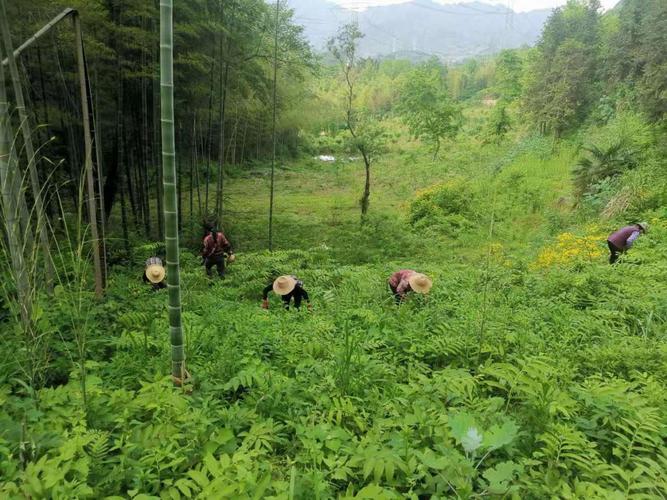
left=290, top=0, right=552, bottom=60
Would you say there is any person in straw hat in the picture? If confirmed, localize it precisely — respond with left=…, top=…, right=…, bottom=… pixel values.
left=142, top=257, right=167, bottom=291
left=388, top=269, right=432, bottom=304
left=262, top=274, right=311, bottom=311
left=607, top=222, right=648, bottom=264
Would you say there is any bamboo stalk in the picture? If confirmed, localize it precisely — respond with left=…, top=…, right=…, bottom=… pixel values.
left=0, top=8, right=75, bottom=66
left=0, top=42, right=33, bottom=374
left=92, top=69, right=108, bottom=283
left=268, top=0, right=280, bottom=251
left=160, top=0, right=185, bottom=382
left=0, top=0, right=53, bottom=286
left=73, top=14, right=103, bottom=297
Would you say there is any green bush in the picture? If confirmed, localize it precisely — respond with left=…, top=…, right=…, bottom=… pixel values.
left=409, top=178, right=476, bottom=234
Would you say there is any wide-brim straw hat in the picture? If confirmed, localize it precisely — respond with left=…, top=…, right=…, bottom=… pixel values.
left=408, top=273, right=432, bottom=294
left=638, top=222, right=649, bottom=232
left=273, top=275, right=297, bottom=296
left=146, top=264, right=166, bottom=284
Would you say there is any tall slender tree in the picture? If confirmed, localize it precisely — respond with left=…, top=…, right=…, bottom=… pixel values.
left=328, top=23, right=386, bottom=220
left=0, top=0, right=53, bottom=284
left=0, top=43, right=34, bottom=385
left=160, top=0, right=185, bottom=384
left=268, top=0, right=280, bottom=251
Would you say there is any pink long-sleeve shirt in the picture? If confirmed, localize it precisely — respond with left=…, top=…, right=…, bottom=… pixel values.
left=388, top=269, right=417, bottom=296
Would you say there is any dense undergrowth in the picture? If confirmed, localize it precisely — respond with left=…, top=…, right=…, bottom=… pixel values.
left=2, top=110, right=667, bottom=497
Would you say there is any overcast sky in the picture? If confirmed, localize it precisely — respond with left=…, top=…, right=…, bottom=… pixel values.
left=329, top=0, right=621, bottom=13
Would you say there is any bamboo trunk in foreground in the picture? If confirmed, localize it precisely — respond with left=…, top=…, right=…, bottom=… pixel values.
left=160, top=0, right=185, bottom=383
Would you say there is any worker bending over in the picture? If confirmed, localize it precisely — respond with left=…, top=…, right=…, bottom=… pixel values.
left=262, top=275, right=311, bottom=310
left=607, top=222, right=648, bottom=264
left=388, top=269, right=432, bottom=304
left=143, top=257, right=167, bottom=291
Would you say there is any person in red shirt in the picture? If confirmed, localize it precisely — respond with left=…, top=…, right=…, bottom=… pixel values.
left=388, top=270, right=432, bottom=304
left=201, top=227, right=234, bottom=278
left=607, top=222, right=648, bottom=264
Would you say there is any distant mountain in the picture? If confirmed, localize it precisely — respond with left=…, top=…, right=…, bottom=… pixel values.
left=287, top=0, right=552, bottom=62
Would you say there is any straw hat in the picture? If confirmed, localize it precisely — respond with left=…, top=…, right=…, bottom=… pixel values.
left=273, top=275, right=297, bottom=296
left=637, top=222, right=649, bottom=232
left=146, top=263, right=166, bottom=284
left=408, top=273, right=432, bottom=294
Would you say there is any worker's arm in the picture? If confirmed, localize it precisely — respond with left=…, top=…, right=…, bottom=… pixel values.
left=396, top=279, right=410, bottom=297
left=626, top=230, right=641, bottom=248
left=261, top=284, right=273, bottom=308
left=220, top=232, right=233, bottom=254
left=300, top=288, right=312, bottom=310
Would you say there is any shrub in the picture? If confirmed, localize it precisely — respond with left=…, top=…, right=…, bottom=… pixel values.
left=409, top=178, right=476, bottom=234
left=572, top=141, right=639, bottom=201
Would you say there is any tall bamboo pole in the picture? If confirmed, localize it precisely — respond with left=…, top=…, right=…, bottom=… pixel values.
left=74, top=15, right=104, bottom=298
left=0, top=0, right=53, bottom=285
left=92, top=70, right=108, bottom=283
left=268, top=0, right=279, bottom=251
left=160, top=0, right=185, bottom=383
left=0, top=43, right=33, bottom=377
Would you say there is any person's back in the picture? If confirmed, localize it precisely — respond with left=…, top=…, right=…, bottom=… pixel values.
left=201, top=229, right=233, bottom=278
left=262, top=275, right=311, bottom=310
left=388, top=269, right=432, bottom=304
left=607, top=222, right=647, bottom=264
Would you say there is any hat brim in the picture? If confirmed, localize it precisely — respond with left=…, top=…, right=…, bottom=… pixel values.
left=408, top=274, right=432, bottom=294
left=146, top=264, right=166, bottom=284
left=273, top=276, right=297, bottom=295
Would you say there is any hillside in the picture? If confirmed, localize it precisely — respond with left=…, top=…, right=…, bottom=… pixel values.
left=4, top=118, right=667, bottom=497
left=289, top=0, right=551, bottom=60
left=2, top=0, right=667, bottom=497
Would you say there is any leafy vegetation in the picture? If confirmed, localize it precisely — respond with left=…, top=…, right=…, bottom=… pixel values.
left=2, top=0, right=667, bottom=497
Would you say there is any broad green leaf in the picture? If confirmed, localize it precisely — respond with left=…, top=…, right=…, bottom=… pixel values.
left=187, top=469, right=209, bottom=488
left=203, top=454, right=223, bottom=477
left=483, top=461, right=522, bottom=494
left=448, top=412, right=477, bottom=442
left=483, top=420, right=519, bottom=451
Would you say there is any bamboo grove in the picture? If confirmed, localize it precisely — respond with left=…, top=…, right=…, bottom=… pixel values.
left=2, top=0, right=314, bottom=251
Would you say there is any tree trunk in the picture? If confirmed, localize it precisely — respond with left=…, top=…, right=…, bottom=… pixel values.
left=215, top=61, right=229, bottom=223
left=159, top=0, right=185, bottom=383
left=74, top=14, right=104, bottom=297
left=0, top=52, right=34, bottom=384
left=268, top=0, right=280, bottom=251
left=152, top=17, right=164, bottom=240
left=361, top=156, right=371, bottom=220
left=0, top=0, right=53, bottom=286
left=141, top=43, right=152, bottom=238
left=204, top=44, right=216, bottom=216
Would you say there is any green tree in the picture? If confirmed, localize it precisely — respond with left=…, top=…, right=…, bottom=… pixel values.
left=487, top=104, right=511, bottom=143
left=398, top=62, right=461, bottom=159
left=328, top=23, right=386, bottom=220
left=605, top=0, right=667, bottom=122
left=523, top=0, right=602, bottom=136
left=494, top=49, right=523, bottom=102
